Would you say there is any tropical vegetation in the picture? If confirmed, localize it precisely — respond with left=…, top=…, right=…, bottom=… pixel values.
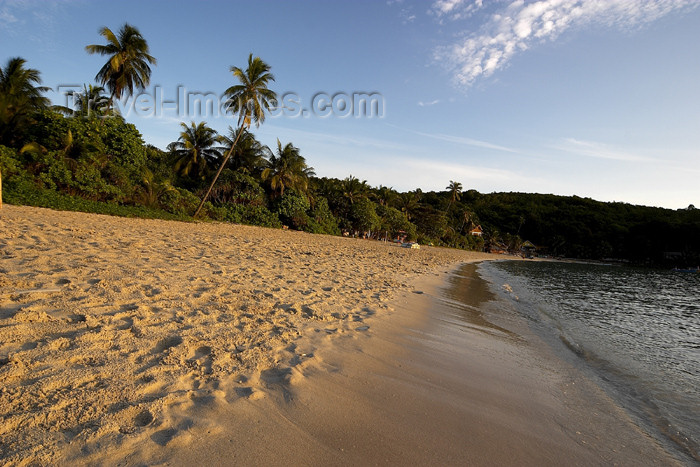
left=1, top=23, right=698, bottom=268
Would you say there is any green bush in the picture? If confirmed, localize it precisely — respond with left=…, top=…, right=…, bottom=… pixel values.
left=275, top=190, right=311, bottom=230
left=224, top=203, right=281, bottom=228
left=3, top=178, right=190, bottom=221
left=350, top=198, right=381, bottom=233
left=307, top=197, right=340, bottom=235
left=0, top=145, right=21, bottom=179
left=160, top=187, right=201, bottom=216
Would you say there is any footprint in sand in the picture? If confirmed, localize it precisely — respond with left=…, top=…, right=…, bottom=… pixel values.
left=134, top=410, right=154, bottom=427
left=189, top=345, right=213, bottom=375
left=153, top=335, right=183, bottom=354
left=151, top=419, right=194, bottom=446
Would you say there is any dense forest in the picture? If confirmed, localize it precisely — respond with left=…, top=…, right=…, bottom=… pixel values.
left=1, top=24, right=698, bottom=268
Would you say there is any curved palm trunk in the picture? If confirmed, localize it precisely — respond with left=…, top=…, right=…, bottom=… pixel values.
left=193, top=124, right=244, bottom=218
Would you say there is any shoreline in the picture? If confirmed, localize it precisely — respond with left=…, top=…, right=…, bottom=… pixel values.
left=103, top=261, right=681, bottom=466
left=0, top=205, right=680, bottom=465
left=477, top=260, right=699, bottom=464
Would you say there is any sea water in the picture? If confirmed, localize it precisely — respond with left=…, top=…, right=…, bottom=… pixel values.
left=478, top=261, right=700, bottom=464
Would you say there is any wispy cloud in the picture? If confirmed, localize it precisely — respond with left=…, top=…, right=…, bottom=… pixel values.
left=434, top=0, right=699, bottom=89
left=416, top=130, right=519, bottom=153
left=430, top=0, right=485, bottom=21
left=262, top=124, right=418, bottom=154
left=401, top=158, right=535, bottom=185
left=385, top=122, right=519, bottom=153
left=417, top=99, right=440, bottom=107
left=552, top=137, right=657, bottom=162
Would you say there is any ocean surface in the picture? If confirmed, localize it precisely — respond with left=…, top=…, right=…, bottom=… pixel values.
left=477, top=260, right=700, bottom=464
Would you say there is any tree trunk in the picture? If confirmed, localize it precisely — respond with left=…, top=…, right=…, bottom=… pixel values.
left=193, top=125, right=244, bottom=218
left=0, top=168, right=3, bottom=210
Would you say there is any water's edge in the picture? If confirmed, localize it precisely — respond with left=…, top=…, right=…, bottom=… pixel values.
left=475, top=260, right=699, bottom=465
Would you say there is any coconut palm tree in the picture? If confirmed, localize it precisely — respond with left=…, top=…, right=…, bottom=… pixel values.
left=374, top=185, right=398, bottom=207
left=341, top=175, right=370, bottom=205
left=219, top=126, right=271, bottom=175
left=85, top=23, right=156, bottom=112
left=54, top=84, right=112, bottom=117
left=398, top=190, right=422, bottom=221
left=72, top=84, right=111, bottom=117
left=194, top=54, right=277, bottom=217
left=0, top=57, right=50, bottom=147
left=445, top=180, right=462, bottom=212
left=135, top=168, right=177, bottom=208
left=170, top=121, right=222, bottom=182
left=0, top=57, right=49, bottom=205
left=262, top=139, right=314, bottom=197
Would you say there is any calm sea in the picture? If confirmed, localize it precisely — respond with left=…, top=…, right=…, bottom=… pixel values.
left=478, top=260, right=700, bottom=464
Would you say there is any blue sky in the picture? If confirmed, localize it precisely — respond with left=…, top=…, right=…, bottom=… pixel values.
left=2, top=0, right=699, bottom=209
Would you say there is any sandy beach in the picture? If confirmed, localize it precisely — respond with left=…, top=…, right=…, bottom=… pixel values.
left=0, top=205, right=679, bottom=465
left=0, top=205, right=492, bottom=464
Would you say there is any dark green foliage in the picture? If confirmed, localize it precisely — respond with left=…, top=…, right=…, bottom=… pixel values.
left=275, top=189, right=311, bottom=230
left=0, top=144, right=21, bottom=178
left=468, top=192, right=700, bottom=266
left=307, top=197, right=340, bottom=236
left=4, top=177, right=191, bottom=221
left=159, top=187, right=201, bottom=216
left=376, top=204, right=415, bottom=240
left=0, top=57, right=50, bottom=147
left=208, top=169, right=265, bottom=206
left=169, top=121, right=222, bottom=186
left=350, top=198, right=381, bottom=233
left=262, top=140, right=314, bottom=197
left=20, top=109, right=146, bottom=200
left=222, top=203, right=281, bottom=228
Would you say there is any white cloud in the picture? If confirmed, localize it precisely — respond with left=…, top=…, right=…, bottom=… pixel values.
left=385, top=122, right=520, bottom=154
left=434, top=0, right=699, bottom=88
left=552, top=137, right=657, bottom=162
left=401, top=157, right=535, bottom=185
left=431, top=0, right=485, bottom=20
left=417, top=99, right=440, bottom=107
left=417, top=131, right=519, bottom=153
left=0, top=8, right=17, bottom=23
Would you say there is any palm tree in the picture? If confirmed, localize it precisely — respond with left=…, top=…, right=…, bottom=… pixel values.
left=170, top=121, right=222, bottom=182
left=0, top=57, right=50, bottom=147
left=0, top=57, right=49, bottom=206
left=341, top=175, right=370, bottom=205
left=85, top=23, right=156, bottom=112
left=459, top=209, right=474, bottom=234
left=135, top=168, right=177, bottom=208
left=374, top=185, right=397, bottom=207
left=446, top=180, right=462, bottom=212
left=398, top=190, right=422, bottom=221
left=261, top=139, right=314, bottom=197
left=72, top=84, right=111, bottom=117
left=219, top=126, right=271, bottom=174
left=194, top=54, right=277, bottom=217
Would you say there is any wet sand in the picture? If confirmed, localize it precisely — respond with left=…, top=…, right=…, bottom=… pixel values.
left=93, top=268, right=680, bottom=466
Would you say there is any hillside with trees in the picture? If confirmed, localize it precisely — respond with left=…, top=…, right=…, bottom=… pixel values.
left=1, top=23, right=698, bottom=268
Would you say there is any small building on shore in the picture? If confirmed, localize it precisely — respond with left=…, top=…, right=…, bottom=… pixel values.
left=521, top=240, right=536, bottom=258
left=469, top=225, right=483, bottom=237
